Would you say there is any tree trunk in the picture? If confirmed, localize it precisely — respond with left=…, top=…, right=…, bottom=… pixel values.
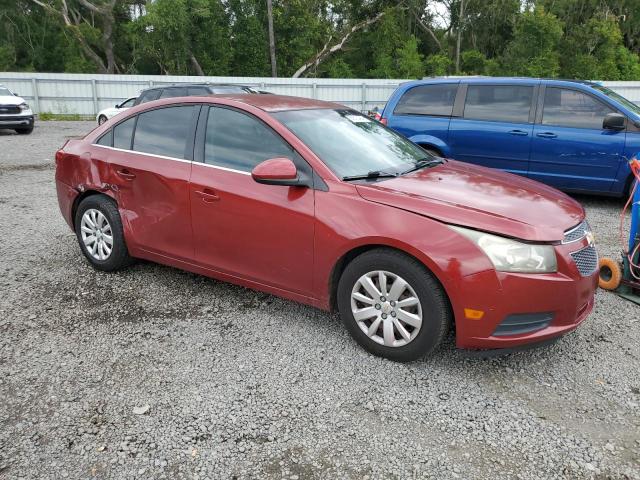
left=455, top=0, right=465, bottom=74
left=266, top=0, right=277, bottom=77
left=189, top=53, right=205, bottom=76
left=292, top=11, right=385, bottom=78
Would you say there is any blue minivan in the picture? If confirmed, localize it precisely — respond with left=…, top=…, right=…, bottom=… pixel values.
left=380, top=78, right=640, bottom=196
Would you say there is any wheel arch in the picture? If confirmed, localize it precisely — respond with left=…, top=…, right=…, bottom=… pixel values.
left=328, top=243, right=454, bottom=316
left=406, top=134, right=451, bottom=157
left=71, top=190, right=116, bottom=229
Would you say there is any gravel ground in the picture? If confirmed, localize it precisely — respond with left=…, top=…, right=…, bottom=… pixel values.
left=0, top=121, right=639, bottom=480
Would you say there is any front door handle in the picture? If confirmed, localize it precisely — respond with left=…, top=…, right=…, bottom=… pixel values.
left=536, top=132, right=557, bottom=139
left=195, top=188, right=220, bottom=203
left=116, top=168, right=136, bottom=180
left=508, top=129, right=528, bottom=136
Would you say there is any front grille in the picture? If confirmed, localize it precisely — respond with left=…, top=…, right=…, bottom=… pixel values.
left=563, top=220, right=590, bottom=243
left=0, top=105, right=20, bottom=115
left=570, top=244, right=598, bottom=276
left=492, top=312, right=554, bottom=336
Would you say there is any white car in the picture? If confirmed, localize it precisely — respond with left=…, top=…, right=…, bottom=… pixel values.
left=96, top=97, right=137, bottom=125
left=0, top=85, right=34, bottom=134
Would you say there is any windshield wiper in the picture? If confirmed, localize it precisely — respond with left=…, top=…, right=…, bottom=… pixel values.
left=400, top=157, right=445, bottom=176
left=342, top=170, right=398, bottom=181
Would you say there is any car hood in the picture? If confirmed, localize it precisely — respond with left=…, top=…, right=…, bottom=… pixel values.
left=0, top=95, right=24, bottom=106
left=355, top=160, right=584, bottom=242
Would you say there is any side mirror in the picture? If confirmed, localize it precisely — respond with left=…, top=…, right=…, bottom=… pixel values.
left=251, top=157, right=300, bottom=186
left=603, top=112, right=626, bottom=131
left=14, top=92, right=19, bottom=96
left=115, top=103, right=120, bottom=108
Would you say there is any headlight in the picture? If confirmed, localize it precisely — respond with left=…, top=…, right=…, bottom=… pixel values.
left=18, top=103, right=30, bottom=111
left=451, top=226, right=557, bottom=273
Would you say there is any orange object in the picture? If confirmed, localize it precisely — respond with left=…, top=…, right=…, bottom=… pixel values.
left=464, top=308, right=485, bottom=320
left=598, top=258, right=622, bottom=291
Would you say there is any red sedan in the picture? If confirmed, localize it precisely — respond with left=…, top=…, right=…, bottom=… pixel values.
left=55, top=95, right=598, bottom=361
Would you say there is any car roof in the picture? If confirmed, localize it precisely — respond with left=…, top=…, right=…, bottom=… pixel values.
left=142, top=83, right=251, bottom=92
left=411, top=76, right=599, bottom=86
left=203, top=94, right=345, bottom=112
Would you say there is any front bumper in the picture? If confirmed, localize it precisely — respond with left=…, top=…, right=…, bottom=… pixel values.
left=0, top=114, right=34, bottom=128
left=454, top=236, right=598, bottom=350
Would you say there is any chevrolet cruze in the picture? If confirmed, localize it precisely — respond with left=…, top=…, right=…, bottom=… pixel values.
left=55, top=95, right=598, bottom=361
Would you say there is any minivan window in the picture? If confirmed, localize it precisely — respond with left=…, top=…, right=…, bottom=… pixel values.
left=393, top=84, right=458, bottom=116
left=204, top=107, right=293, bottom=172
left=542, top=87, right=616, bottom=129
left=188, top=87, right=210, bottom=96
left=464, top=85, right=533, bottom=123
left=133, top=106, right=195, bottom=159
left=136, top=89, right=161, bottom=105
left=113, top=117, right=136, bottom=149
left=159, top=88, right=187, bottom=99
left=592, top=85, right=640, bottom=117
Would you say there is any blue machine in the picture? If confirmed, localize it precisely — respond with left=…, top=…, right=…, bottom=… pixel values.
left=599, top=157, right=640, bottom=304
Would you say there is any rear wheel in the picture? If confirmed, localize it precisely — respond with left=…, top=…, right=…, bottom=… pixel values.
left=74, top=195, right=133, bottom=271
left=15, top=126, right=33, bottom=135
left=337, top=249, right=451, bottom=362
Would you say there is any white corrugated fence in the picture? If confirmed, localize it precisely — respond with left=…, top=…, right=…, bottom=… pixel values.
left=1, top=72, right=639, bottom=115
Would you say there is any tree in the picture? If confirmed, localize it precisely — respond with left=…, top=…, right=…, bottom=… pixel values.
left=30, top=0, right=120, bottom=73
left=499, top=8, right=563, bottom=77
left=266, top=0, right=277, bottom=76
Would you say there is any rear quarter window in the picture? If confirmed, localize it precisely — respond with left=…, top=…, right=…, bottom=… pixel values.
left=393, top=84, right=458, bottom=116
left=113, top=117, right=136, bottom=149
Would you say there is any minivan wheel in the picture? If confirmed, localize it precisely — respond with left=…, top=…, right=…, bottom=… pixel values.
left=15, top=126, right=33, bottom=135
left=74, top=195, right=133, bottom=271
left=337, top=249, right=451, bottom=362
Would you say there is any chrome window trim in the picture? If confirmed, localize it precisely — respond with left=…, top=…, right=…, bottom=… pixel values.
left=92, top=144, right=251, bottom=176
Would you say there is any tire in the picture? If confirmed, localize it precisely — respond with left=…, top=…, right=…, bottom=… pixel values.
left=15, top=126, right=33, bottom=135
left=98, top=115, right=108, bottom=125
left=598, top=257, right=622, bottom=291
left=420, top=145, right=441, bottom=158
left=337, top=248, right=451, bottom=362
left=74, top=195, right=133, bottom=272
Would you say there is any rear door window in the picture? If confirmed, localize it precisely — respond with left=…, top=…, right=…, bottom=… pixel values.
left=463, top=85, right=534, bottom=123
left=393, top=84, right=458, bottom=116
left=113, top=117, right=136, bottom=149
left=204, top=107, right=294, bottom=172
left=542, top=87, right=615, bottom=129
left=133, top=106, right=195, bottom=159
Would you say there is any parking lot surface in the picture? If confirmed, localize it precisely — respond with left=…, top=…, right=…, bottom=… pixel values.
left=0, top=122, right=639, bottom=479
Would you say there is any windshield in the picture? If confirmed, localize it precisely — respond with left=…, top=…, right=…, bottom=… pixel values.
left=273, top=109, right=434, bottom=179
left=593, top=85, right=640, bottom=117
left=0, top=87, right=12, bottom=96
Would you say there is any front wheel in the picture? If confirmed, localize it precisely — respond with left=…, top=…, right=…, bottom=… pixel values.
left=98, top=115, right=108, bottom=125
left=74, top=195, right=133, bottom=271
left=337, top=249, right=451, bottom=362
left=15, top=126, right=33, bottom=135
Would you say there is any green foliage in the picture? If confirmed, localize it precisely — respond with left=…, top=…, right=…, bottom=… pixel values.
left=424, top=54, right=451, bottom=76
left=499, top=8, right=563, bottom=77
left=461, top=50, right=487, bottom=75
left=1, top=0, right=640, bottom=80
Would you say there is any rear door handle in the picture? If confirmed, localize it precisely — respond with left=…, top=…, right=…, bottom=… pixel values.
left=536, top=132, right=557, bottom=139
left=195, top=188, right=220, bottom=203
left=116, top=168, right=136, bottom=180
left=508, top=129, right=528, bottom=136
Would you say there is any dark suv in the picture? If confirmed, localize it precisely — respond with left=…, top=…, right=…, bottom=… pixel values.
left=133, top=83, right=261, bottom=106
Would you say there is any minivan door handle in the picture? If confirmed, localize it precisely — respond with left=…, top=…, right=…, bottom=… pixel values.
left=508, top=129, right=529, bottom=136
left=536, top=132, right=557, bottom=139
